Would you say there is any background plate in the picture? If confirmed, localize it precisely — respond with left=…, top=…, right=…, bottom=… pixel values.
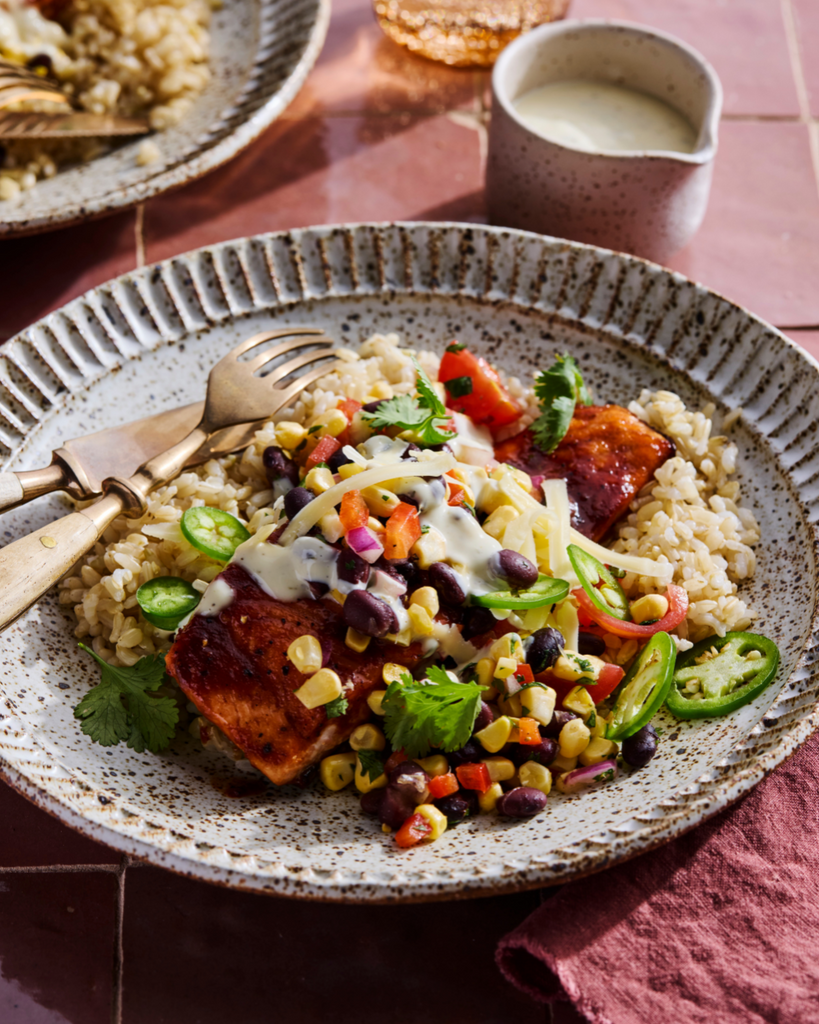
left=0, top=222, right=817, bottom=901
left=0, top=0, right=330, bottom=238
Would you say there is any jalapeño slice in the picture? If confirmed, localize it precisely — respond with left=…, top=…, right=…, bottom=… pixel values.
left=666, top=631, right=780, bottom=720
left=180, top=506, right=250, bottom=562
left=567, top=543, right=631, bottom=621
left=471, top=574, right=569, bottom=610
left=606, top=631, right=675, bottom=740
left=137, top=576, right=201, bottom=630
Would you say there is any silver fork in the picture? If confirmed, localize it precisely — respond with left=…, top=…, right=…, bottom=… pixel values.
left=0, top=327, right=342, bottom=632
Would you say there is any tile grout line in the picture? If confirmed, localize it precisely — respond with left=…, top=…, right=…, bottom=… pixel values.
left=111, top=855, right=128, bottom=1024
left=781, top=0, right=819, bottom=201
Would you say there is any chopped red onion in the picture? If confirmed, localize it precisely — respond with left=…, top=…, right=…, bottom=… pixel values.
left=558, top=759, right=618, bottom=795
left=372, top=568, right=407, bottom=598
left=346, top=526, right=384, bottom=564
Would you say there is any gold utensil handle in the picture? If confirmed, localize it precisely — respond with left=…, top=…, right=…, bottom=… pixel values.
left=0, top=466, right=70, bottom=513
left=0, top=496, right=123, bottom=632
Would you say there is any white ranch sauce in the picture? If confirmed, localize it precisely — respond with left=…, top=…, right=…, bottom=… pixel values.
left=513, top=79, right=697, bottom=154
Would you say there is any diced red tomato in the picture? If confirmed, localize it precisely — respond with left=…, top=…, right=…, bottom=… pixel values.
left=438, top=343, right=523, bottom=437
left=395, top=812, right=432, bottom=848
left=572, top=584, right=689, bottom=639
left=456, top=762, right=491, bottom=794
left=517, top=717, right=541, bottom=746
left=507, top=663, right=534, bottom=693
left=427, top=772, right=459, bottom=800
left=384, top=502, right=422, bottom=559
left=337, top=397, right=362, bottom=421
left=339, top=489, right=369, bottom=532
left=306, top=435, right=342, bottom=469
left=585, top=662, right=625, bottom=704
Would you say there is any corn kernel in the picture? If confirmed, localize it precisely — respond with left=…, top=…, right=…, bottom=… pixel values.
left=367, top=689, right=387, bottom=715
left=590, top=713, right=609, bottom=738
left=331, top=589, right=347, bottom=606
left=478, top=480, right=514, bottom=514
left=320, top=752, right=356, bottom=791
left=475, top=715, right=513, bottom=753
left=350, top=723, right=386, bottom=751
left=368, top=381, right=394, bottom=400
left=415, top=754, right=449, bottom=777
left=481, top=756, right=516, bottom=783
left=489, top=633, right=523, bottom=662
left=315, top=409, right=348, bottom=438
left=476, top=658, right=496, bottom=688
left=520, top=685, right=556, bottom=727
left=550, top=752, right=578, bottom=773
left=494, top=656, right=517, bottom=680
left=497, top=692, right=523, bottom=718
left=553, top=653, right=604, bottom=683
left=410, top=586, right=440, bottom=619
left=345, top=627, right=370, bottom=653
left=478, top=782, right=504, bottom=812
left=360, top=485, right=401, bottom=517
left=382, top=823, right=392, bottom=833
left=563, top=685, right=596, bottom=721
left=482, top=505, right=519, bottom=540
left=579, top=736, right=619, bottom=766
left=355, top=756, right=388, bottom=793
left=294, top=668, right=343, bottom=709
left=519, top=760, right=552, bottom=796
left=559, top=718, right=591, bottom=758
left=385, top=626, right=412, bottom=647
left=304, top=466, right=335, bottom=494
left=287, top=633, right=323, bottom=675
left=338, top=462, right=366, bottom=480
left=508, top=466, right=533, bottom=491
left=319, top=511, right=344, bottom=543
left=367, top=516, right=385, bottom=534
left=411, top=529, right=447, bottom=568
left=414, top=803, right=447, bottom=842
left=630, top=593, right=669, bottom=623
left=408, top=603, right=435, bottom=637
left=382, top=662, right=407, bottom=685
left=275, top=421, right=306, bottom=449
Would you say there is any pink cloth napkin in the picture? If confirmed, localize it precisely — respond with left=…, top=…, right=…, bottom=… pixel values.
left=496, top=731, right=819, bottom=1024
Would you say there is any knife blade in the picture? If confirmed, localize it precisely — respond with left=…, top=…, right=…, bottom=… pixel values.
left=0, top=402, right=265, bottom=514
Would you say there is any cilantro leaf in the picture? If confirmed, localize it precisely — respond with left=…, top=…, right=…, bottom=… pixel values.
left=74, top=644, right=178, bottom=754
left=531, top=354, right=592, bottom=453
left=382, top=670, right=483, bottom=758
left=357, top=748, right=385, bottom=782
left=324, top=695, right=348, bottom=719
left=412, top=357, right=447, bottom=416
left=444, top=375, right=473, bottom=398
left=360, top=359, right=454, bottom=447
left=363, top=392, right=428, bottom=433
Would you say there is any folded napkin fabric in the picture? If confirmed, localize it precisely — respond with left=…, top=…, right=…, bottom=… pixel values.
left=496, top=731, right=819, bottom=1024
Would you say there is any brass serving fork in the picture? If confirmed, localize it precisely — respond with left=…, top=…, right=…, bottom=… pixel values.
left=0, top=327, right=342, bottom=632
left=0, top=57, right=149, bottom=138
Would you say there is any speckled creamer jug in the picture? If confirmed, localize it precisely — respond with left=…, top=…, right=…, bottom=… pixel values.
left=486, top=20, right=723, bottom=263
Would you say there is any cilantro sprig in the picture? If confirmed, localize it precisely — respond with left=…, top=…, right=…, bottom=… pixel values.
left=357, top=748, right=386, bottom=782
left=531, top=353, right=592, bottom=453
left=361, top=358, right=455, bottom=447
left=324, top=695, right=349, bottom=719
left=382, top=666, right=483, bottom=758
left=74, top=644, right=179, bottom=754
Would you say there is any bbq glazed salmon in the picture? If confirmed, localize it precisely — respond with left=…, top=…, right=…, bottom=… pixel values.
left=166, top=563, right=421, bottom=785
left=493, top=405, right=675, bottom=541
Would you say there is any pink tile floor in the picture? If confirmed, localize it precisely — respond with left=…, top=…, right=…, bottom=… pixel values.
left=0, top=1, right=816, bottom=1020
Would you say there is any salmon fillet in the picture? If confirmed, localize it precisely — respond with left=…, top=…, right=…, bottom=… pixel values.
left=166, top=563, right=421, bottom=785
left=493, top=405, right=674, bottom=541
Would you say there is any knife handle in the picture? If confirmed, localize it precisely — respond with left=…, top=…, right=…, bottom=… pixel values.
left=0, top=465, right=70, bottom=513
left=0, top=495, right=123, bottom=633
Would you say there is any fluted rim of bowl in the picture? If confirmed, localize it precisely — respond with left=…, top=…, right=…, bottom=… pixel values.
left=492, top=18, right=723, bottom=165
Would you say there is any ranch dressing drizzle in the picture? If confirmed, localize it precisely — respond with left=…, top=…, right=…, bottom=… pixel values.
left=197, top=577, right=236, bottom=617
left=419, top=501, right=501, bottom=597
left=513, top=79, right=697, bottom=155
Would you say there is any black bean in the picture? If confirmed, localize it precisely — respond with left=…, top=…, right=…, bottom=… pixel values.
left=400, top=442, right=422, bottom=460
left=383, top=558, right=421, bottom=590
left=388, top=761, right=430, bottom=804
left=284, top=486, right=314, bottom=520
left=327, top=448, right=353, bottom=472
left=491, top=549, right=539, bottom=589
left=578, top=631, right=606, bottom=657
left=526, top=627, right=565, bottom=673
left=262, top=445, right=299, bottom=487
left=342, top=590, right=398, bottom=638
left=379, top=787, right=416, bottom=829
left=497, top=786, right=548, bottom=817
left=447, top=739, right=485, bottom=768
left=360, top=790, right=385, bottom=816
left=336, top=549, right=371, bottom=587
left=461, top=606, right=496, bottom=642
left=473, top=701, right=497, bottom=733
left=540, top=709, right=578, bottom=739
left=434, top=792, right=473, bottom=825
left=429, top=562, right=467, bottom=606
left=510, top=736, right=558, bottom=767
left=362, top=399, right=385, bottom=413
left=621, top=724, right=658, bottom=768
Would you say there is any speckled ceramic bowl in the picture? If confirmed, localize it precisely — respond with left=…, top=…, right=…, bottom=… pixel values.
left=0, top=222, right=817, bottom=902
left=0, top=0, right=330, bottom=239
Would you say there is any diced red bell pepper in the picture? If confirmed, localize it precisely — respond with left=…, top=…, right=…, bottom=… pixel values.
left=517, top=717, right=542, bottom=746
left=427, top=772, right=459, bottom=800
left=572, top=584, right=689, bottom=639
left=384, top=502, right=422, bottom=559
left=456, top=762, right=492, bottom=794
left=447, top=481, right=467, bottom=507
left=395, top=812, right=432, bottom=848
left=510, top=663, right=535, bottom=692
left=337, top=397, right=362, bottom=421
left=438, top=343, right=523, bottom=437
left=306, top=435, right=342, bottom=469
left=339, top=489, right=369, bottom=532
